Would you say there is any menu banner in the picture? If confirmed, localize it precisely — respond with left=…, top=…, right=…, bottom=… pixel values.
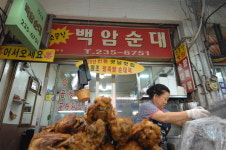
left=48, top=24, right=173, bottom=58
left=174, top=42, right=195, bottom=93
left=0, top=46, right=55, bottom=62
left=76, top=58, right=145, bottom=75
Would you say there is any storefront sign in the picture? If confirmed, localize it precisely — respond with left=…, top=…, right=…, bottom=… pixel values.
left=174, top=42, right=195, bottom=93
left=49, top=24, right=173, bottom=58
left=5, top=0, right=47, bottom=51
left=76, top=58, right=144, bottom=75
left=0, top=46, right=55, bottom=62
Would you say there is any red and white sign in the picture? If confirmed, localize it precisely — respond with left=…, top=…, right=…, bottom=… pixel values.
left=174, top=42, right=195, bottom=93
left=48, top=24, right=173, bottom=58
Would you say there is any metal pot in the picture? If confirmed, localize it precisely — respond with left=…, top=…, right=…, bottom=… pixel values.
left=179, top=103, right=185, bottom=111
left=187, top=102, right=199, bottom=109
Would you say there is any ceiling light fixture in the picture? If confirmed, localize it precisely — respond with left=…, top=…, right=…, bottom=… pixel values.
left=100, top=74, right=111, bottom=79
left=140, top=74, right=149, bottom=78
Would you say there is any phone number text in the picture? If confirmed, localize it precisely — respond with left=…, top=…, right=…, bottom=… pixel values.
left=20, top=19, right=39, bottom=46
left=84, top=49, right=150, bottom=56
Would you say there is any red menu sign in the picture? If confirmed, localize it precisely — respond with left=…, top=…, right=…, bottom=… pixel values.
left=174, top=42, right=195, bottom=93
left=48, top=24, right=173, bottom=58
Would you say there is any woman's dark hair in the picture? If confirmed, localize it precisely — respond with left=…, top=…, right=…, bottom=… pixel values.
left=146, top=84, right=170, bottom=99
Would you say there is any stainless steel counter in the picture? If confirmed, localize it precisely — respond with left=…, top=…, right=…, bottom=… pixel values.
left=167, top=136, right=181, bottom=150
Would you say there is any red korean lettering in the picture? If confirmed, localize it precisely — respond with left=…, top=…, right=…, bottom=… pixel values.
left=60, top=90, right=66, bottom=99
left=112, top=67, right=117, bottom=73
left=97, top=59, right=102, bottom=63
left=107, top=66, right=111, bottom=72
left=68, top=90, right=75, bottom=99
left=90, top=59, right=97, bottom=64
left=71, top=103, right=76, bottom=110
left=123, top=67, right=127, bottom=73
left=103, top=59, right=108, bottom=64
left=77, top=103, right=82, bottom=110
left=61, top=78, right=68, bottom=86
left=102, top=66, right=107, bottom=72
left=58, top=102, right=64, bottom=111
left=118, top=67, right=122, bottom=73
left=65, top=103, right=70, bottom=110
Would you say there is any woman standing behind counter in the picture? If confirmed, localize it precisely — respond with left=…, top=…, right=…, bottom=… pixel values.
left=136, top=84, right=210, bottom=150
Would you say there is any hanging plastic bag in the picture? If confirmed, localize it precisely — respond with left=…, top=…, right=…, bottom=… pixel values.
left=83, top=58, right=91, bottom=81
left=71, top=73, right=80, bottom=91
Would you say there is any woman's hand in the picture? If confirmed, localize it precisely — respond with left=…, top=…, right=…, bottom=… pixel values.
left=186, top=107, right=210, bottom=120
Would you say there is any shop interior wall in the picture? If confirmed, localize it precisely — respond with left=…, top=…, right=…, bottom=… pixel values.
left=0, top=62, right=47, bottom=150
left=2, top=62, right=47, bottom=125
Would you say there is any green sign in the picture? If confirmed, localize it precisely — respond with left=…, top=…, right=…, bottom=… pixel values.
left=5, top=0, right=47, bottom=51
